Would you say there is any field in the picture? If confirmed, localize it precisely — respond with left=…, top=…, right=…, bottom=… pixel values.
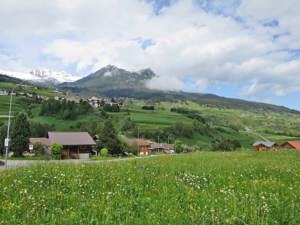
left=0, top=151, right=299, bottom=224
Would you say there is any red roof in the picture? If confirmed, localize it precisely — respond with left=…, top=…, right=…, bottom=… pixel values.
left=286, top=141, right=300, bottom=149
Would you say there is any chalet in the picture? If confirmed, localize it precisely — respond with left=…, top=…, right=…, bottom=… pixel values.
left=48, top=132, right=96, bottom=159
left=281, top=141, right=300, bottom=150
left=253, top=141, right=277, bottom=151
left=127, top=138, right=153, bottom=156
left=150, top=143, right=174, bottom=154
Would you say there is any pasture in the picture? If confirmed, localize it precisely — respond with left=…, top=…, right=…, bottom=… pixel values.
left=0, top=151, right=299, bottom=224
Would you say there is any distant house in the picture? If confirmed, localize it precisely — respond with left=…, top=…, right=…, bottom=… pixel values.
left=127, top=138, right=153, bottom=156
left=127, top=139, right=174, bottom=155
left=281, top=141, right=300, bottom=150
left=150, top=143, right=174, bottom=154
left=0, top=90, right=8, bottom=96
left=253, top=141, right=277, bottom=151
left=48, top=132, right=96, bottom=159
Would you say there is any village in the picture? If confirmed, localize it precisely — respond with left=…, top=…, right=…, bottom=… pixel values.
left=24, top=131, right=300, bottom=160
left=1, top=85, right=300, bottom=160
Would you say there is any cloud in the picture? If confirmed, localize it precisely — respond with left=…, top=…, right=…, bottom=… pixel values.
left=0, top=0, right=300, bottom=99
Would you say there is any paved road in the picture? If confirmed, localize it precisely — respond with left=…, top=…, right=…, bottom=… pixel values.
left=0, top=155, right=165, bottom=170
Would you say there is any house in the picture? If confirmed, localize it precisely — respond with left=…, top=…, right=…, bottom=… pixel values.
left=0, top=90, right=8, bottom=96
left=127, top=138, right=153, bottom=156
left=150, top=143, right=174, bottom=154
left=48, top=132, right=96, bottom=159
left=253, top=141, right=277, bottom=151
left=281, top=141, right=300, bottom=150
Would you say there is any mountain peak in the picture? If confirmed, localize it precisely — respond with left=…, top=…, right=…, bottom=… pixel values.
left=68, top=65, right=157, bottom=90
left=103, top=65, right=119, bottom=70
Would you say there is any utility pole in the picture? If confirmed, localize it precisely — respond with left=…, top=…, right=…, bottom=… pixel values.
left=5, top=91, right=13, bottom=168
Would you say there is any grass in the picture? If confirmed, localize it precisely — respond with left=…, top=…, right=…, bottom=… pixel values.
left=90, top=155, right=117, bottom=161
left=0, top=151, right=299, bottom=224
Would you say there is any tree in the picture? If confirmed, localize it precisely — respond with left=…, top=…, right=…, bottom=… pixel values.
left=128, top=143, right=139, bottom=156
left=0, top=125, right=7, bottom=155
left=174, top=140, right=184, bottom=153
left=51, top=143, right=63, bottom=159
left=10, top=113, right=31, bottom=157
left=211, top=139, right=241, bottom=151
left=97, top=119, right=124, bottom=155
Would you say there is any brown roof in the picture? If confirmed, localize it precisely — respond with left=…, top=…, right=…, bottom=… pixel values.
left=150, top=143, right=174, bottom=150
left=127, top=138, right=152, bottom=147
left=30, top=138, right=51, bottom=146
left=48, top=132, right=96, bottom=146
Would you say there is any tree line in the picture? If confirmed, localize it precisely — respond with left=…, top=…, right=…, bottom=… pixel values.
left=40, top=98, right=92, bottom=120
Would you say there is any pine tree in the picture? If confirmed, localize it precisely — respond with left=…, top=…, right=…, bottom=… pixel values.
left=10, top=113, right=31, bottom=157
left=97, top=119, right=124, bottom=155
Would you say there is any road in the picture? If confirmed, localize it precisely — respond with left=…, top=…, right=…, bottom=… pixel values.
left=0, top=155, right=166, bottom=171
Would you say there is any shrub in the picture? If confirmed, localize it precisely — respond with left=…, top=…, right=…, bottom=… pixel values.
left=33, top=143, right=44, bottom=156
left=51, top=143, right=63, bottom=159
left=100, top=148, right=108, bottom=157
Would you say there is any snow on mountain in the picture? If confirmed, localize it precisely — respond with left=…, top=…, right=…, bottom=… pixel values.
left=0, top=68, right=78, bottom=84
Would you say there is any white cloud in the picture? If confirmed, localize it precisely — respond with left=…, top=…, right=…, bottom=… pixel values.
left=0, top=0, right=300, bottom=97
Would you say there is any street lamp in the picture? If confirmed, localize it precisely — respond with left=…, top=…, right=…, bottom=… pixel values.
left=4, top=90, right=14, bottom=168
left=4, top=81, right=26, bottom=168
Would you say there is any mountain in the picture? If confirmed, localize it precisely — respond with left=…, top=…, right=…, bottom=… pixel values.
left=59, top=65, right=300, bottom=115
left=62, top=65, right=155, bottom=90
left=0, top=68, right=78, bottom=86
left=0, top=73, right=23, bottom=83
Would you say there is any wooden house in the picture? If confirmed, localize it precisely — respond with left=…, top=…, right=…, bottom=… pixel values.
left=253, top=141, right=277, bottom=151
left=150, top=143, right=174, bottom=153
left=281, top=141, right=300, bottom=150
left=48, top=132, right=96, bottom=159
left=127, top=138, right=153, bottom=156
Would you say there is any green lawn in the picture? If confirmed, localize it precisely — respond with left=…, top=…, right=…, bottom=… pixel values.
left=0, top=151, right=299, bottom=224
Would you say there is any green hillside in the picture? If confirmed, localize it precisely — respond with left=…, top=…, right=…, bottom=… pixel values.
left=104, top=100, right=300, bottom=149
left=1, top=77, right=300, bottom=148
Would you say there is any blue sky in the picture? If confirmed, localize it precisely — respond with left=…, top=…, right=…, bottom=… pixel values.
left=0, top=0, right=300, bottom=110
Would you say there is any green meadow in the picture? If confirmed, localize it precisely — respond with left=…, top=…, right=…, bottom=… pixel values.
left=0, top=151, right=299, bottom=225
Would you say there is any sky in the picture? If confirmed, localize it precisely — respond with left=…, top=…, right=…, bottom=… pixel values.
left=0, top=0, right=300, bottom=109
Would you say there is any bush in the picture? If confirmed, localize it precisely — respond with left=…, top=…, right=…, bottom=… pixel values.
left=100, top=148, right=108, bottom=157
left=51, top=143, right=63, bottom=159
left=33, top=143, right=44, bottom=156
